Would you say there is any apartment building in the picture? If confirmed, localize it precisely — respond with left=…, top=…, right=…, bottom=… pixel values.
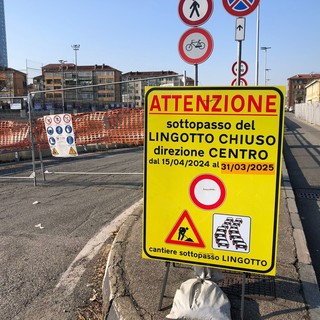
left=0, top=67, right=27, bottom=108
left=121, top=71, right=194, bottom=108
left=305, top=80, right=320, bottom=103
left=36, top=64, right=122, bottom=111
left=287, top=73, right=320, bottom=106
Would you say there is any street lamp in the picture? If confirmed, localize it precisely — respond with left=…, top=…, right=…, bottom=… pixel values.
left=59, top=59, right=67, bottom=113
left=265, top=68, right=271, bottom=84
left=71, top=44, right=80, bottom=107
left=261, top=46, right=271, bottom=85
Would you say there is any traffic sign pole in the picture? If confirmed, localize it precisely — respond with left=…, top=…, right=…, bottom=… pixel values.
left=178, top=0, right=213, bottom=86
left=237, top=40, right=242, bottom=85
left=235, top=17, right=245, bottom=86
left=195, top=64, right=198, bottom=86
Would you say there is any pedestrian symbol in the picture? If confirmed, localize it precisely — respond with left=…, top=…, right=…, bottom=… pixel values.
left=190, top=0, right=200, bottom=18
left=166, top=210, right=205, bottom=248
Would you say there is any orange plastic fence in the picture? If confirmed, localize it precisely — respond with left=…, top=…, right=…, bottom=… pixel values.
left=0, top=108, right=144, bottom=153
left=0, top=120, right=31, bottom=151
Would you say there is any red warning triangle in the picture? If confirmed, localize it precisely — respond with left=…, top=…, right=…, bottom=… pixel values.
left=165, top=210, right=205, bottom=248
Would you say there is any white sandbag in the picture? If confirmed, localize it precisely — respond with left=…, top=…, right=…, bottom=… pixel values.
left=193, top=266, right=224, bottom=282
left=166, top=278, right=231, bottom=320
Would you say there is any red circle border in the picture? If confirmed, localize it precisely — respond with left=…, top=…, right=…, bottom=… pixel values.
left=178, top=0, right=213, bottom=26
left=222, top=0, right=260, bottom=17
left=190, top=174, right=226, bottom=210
left=178, top=27, right=213, bottom=65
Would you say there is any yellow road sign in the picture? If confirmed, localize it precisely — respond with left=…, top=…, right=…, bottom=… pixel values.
left=143, top=86, right=285, bottom=275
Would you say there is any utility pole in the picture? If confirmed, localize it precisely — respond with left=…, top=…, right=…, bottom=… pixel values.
left=59, top=59, right=67, bottom=113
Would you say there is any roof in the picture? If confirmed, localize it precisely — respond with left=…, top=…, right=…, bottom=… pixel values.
left=305, top=79, right=320, bottom=89
left=122, top=70, right=179, bottom=78
left=0, top=67, right=27, bottom=75
left=287, top=73, right=320, bottom=80
left=42, top=64, right=121, bottom=72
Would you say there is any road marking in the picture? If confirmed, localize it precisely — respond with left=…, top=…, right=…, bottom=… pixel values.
left=55, top=198, right=143, bottom=295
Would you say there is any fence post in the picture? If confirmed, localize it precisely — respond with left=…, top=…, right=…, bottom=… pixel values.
left=28, top=92, right=37, bottom=186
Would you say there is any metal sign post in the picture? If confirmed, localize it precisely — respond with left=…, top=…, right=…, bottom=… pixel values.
left=178, top=0, right=213, bottom=86
left=235, top=17, right=245, bottom=86
left=27, top=92, right=37, bottom=186
left=237, top=40, right=242, bottom=86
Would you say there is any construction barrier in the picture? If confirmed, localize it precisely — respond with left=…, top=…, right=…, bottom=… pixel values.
left=0, top=108, right=144, bottom=153
left=0, top=120, right=31, bottom=151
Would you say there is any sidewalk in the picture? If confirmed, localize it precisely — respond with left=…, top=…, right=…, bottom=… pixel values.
left=102, top=162, right=320, bottom=319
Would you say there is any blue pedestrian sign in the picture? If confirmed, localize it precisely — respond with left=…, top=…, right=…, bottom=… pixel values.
left=222, top=0, right=260, bottom=17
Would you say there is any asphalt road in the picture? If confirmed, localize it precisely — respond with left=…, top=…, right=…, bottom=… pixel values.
left=0, top=147, right=143, bottom=320
left=283, top=113, right=320, bottom=286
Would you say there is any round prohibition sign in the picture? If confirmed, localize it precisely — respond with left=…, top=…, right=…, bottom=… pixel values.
left=63, top=114, right=71, bottom=123
left=44, top=116, right=52, bottom=126
left=178, top=0, right=213, bottom=26
left=231, top=77, right=248, bottom=86
left=222, top=0, right=260, bottom=17
left=53, top=115, right=62, bottom=124
left=232, top=60, right=248, bottom=76
left=190, top=174, right=226, bottom=210
left=179, top=27, right=213, bottom=65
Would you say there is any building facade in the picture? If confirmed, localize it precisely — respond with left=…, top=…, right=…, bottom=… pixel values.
left=0, top=0, right=8, bottom=68
left=0, top=68, right=27, bottom=108
left=287, top=74, right=320, bottom=106
left=121, top=71, right=194, bottom=108
left=34, top=64, right=122, bottom=111
left=305, top=80, right=320, bottom=103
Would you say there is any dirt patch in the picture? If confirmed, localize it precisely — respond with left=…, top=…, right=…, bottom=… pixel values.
left=77, top=244, right=111, bottom=320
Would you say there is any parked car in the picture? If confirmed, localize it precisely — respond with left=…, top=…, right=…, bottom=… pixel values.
left=286, top=105, right=294, bottom=112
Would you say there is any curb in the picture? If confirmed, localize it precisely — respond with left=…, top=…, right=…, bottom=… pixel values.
left=102, top=208, right=142, bottom=320
left=103, top=160, right=320, bottom=320
left=282, top=160, right=320, bottom=319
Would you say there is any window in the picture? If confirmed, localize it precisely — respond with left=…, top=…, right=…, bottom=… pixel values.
left=96, top=71, right=114, bottom=76
left=79, top=71, right=92, bottom=77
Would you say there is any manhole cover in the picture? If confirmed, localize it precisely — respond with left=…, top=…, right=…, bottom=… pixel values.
left=295, top=189, right=320, bottom=201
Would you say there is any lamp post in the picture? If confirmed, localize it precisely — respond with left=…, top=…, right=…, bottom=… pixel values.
left=261, top=46, right=271, bottom=85
left=59, top=59, right=67, bottom=113
left=265, top=68, right=271, bottom=84
left=71, top=44, right=80, bottom=107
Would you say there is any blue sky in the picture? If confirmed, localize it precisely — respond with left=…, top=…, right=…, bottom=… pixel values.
left=4, top=0, right=320, bottom=86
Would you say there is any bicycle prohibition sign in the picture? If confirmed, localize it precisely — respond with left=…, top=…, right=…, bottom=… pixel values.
left=178, top=27, right=213, bottom=65
left=185, top=39, right=206, bottom=51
